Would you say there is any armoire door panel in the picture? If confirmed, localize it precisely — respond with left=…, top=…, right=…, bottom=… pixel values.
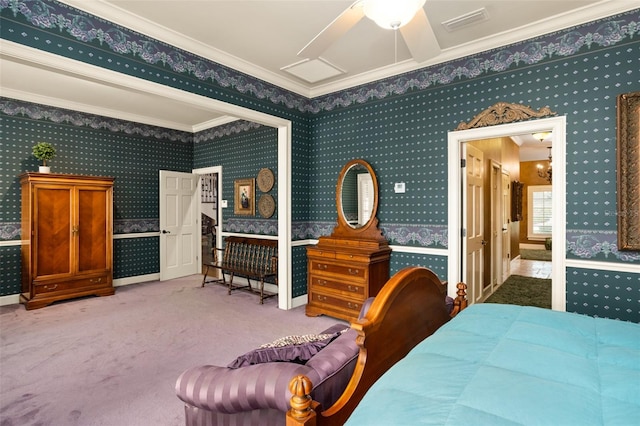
left=35, top=187, right=72, bottom=277
left=78, top=188, right=109, bottom=272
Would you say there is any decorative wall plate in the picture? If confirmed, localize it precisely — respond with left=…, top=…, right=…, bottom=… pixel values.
left=258, top=194, right=275, bottom=218
left=257, top=168, right=275, bottom=192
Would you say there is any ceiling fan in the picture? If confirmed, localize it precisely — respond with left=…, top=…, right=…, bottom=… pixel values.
left=298, top=0, right=441, bottom=63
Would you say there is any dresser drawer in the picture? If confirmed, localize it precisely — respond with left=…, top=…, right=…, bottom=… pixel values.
left=309, top=260, right=366, bottom=280
left=306, top=248, right=336, bottom=259
left=34, top=275, right=110, bottom=295
left=309, top=291, right=363, bottom=314
left=309, top=275, right=364, bottom=296
left=335, top=252, right=371, bottom=263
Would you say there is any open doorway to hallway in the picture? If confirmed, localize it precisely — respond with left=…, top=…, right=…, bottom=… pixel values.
left=200, top=171, right=219, bottom=267
left=448, top=114, right=566, bottom=311
left=193, top=166, right=223, bottom=277
left=464, top=132, right=554, bottom=303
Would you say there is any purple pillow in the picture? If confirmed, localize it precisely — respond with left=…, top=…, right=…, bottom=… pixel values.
left=227, top=330, right=346, bottom=368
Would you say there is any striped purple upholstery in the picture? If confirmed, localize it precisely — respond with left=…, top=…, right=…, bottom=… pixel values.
left=175, top=322, right=362, bottom=426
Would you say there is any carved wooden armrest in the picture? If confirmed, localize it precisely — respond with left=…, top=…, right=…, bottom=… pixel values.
left=286, top=375, right=319, bottom=426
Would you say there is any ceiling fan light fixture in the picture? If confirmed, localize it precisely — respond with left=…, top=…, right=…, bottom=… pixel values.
left=363, top=0, right=426, bottom=30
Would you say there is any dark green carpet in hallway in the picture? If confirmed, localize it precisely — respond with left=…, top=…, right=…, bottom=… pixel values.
left=485, top=274, right=551, bottom=309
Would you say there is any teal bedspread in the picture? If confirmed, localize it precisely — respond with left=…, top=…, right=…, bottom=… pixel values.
left=345, top=304, right=640, bottom=425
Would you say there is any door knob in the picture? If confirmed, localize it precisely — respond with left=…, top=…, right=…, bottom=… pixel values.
left=162, top=230, right=170, bottom=234
left=481, top=240, right=487, bottom=246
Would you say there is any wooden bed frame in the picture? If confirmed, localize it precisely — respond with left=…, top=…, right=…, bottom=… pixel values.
left=286, top=266, right=468, bottom=426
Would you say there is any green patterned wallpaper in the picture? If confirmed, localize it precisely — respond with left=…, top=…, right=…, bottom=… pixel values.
left=0, top=102, right=193, bottom=293
left=194, top=122, right=278, bottom=233
left=1, top=2, right=639, bottom=321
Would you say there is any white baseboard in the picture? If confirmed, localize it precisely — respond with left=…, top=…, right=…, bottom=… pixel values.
left=0, top=294, right=20, bottom=306
left=291, top=294, right=308, bottom=309
left=113, top=273, right=159, bottom=287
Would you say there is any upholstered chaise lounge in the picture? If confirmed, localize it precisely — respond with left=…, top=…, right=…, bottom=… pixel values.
left=174, top=301, right=372, bottom=426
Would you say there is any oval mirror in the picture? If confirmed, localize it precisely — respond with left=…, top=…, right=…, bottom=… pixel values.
left=337, top=159, right=378, bottom=230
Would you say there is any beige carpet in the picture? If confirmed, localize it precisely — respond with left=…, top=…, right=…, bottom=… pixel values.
left=0, top=275, right=341, bottom=426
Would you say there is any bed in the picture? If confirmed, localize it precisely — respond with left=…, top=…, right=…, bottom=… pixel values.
left=286, top=267, right=640, bottom=426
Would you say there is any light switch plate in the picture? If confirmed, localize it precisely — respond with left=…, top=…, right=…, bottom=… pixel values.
left=221, top=200, right=228, bottom=208
left=394, top=182, right=406, bottom=193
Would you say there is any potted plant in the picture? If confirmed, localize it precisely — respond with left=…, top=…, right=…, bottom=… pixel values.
left=32, top=142, right=56, bottom=173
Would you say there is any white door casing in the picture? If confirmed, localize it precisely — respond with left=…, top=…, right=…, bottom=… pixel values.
left=448, top=116, right=566, bottom=311
left=159, top=170, right=199, bottom=280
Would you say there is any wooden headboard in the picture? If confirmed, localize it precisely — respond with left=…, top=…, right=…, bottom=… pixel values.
left=287, top=266, right=467, bottom=426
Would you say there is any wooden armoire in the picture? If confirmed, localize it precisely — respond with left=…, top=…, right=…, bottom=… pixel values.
left=20, top=173, right=115, bottom=310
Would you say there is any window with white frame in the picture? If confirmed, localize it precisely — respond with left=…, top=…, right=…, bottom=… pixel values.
left=527, top=185, right=552, bottom=240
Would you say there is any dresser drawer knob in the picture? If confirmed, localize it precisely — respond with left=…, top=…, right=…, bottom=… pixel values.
left=317, top=264, right=328, bottom=270
left=348, top=268, right=359, bottom=275
left=44, top=284, right=58, bottom=291
left=348, top=285, right=357, bottom=292
left=90, top=278, right=102, bottom=284
left=347, top=302, right=360, bottom=309
left=317, top=295, right=327, bottom=302
left=317, top=279, right=327, bottom=286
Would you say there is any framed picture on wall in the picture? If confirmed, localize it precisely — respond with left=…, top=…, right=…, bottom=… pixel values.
left=617, top=91, right=640, bottom=250
left=234, top=178, right=255, bottom=216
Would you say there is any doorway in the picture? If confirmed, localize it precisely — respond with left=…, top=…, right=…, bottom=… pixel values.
left=464, top=136, right=549, bottom=304
left=197, top=168, right=221, bottom=271
left=448, top=116, right=567, bottom=311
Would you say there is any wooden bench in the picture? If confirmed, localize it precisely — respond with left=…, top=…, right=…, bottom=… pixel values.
left=202, top=236, right=278, bottom=304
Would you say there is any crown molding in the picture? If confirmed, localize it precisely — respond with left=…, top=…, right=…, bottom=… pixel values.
left=58, top=0, right=313, bottom=98
left=0, top=40, right=277, bottom=132
left=192, top=117, right=239, bottom=133
left=309, top=1, right=639, bottom=97
left=1, top=87, right=196, bottom=132
left=7, top=1, right=639, bottom=102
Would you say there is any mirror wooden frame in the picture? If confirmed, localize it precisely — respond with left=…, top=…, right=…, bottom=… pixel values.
left=617, top=91, right=640, bottom=250
left=334, top=159, right=385, bottom=242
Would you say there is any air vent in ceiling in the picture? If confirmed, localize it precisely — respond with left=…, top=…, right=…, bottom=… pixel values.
left=442, top=8, right=489, bottom=32
left=281, top=58, right=345, bottom=84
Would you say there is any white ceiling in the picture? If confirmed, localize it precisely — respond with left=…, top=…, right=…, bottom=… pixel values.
left=1, top=0, right=636, bottom=152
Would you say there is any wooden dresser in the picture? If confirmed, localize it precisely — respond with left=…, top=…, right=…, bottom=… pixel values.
left=306, top=236, right=390, bottom=322
left=306, top=159, right=391, bottom=322
left=20, top=173, right=115, bottom=310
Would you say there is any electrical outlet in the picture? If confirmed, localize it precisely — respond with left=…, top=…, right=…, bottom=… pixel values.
left=221, top=200, right=228, bottom=208
left=394, top=182, right=406, bottom=193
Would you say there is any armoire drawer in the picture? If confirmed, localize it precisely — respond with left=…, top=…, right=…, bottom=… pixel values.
left=34, top=275, right=110, bottom=295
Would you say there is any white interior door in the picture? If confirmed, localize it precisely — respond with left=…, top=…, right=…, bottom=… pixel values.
left=160, top=170, right=199, bottom=280
left=464, top=144, right=485, bottom=304
left=490, top=162, right=501, bottom=292
left=501, top=171, right=511, bottom=282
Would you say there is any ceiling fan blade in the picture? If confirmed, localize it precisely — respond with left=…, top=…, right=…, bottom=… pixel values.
left=297, top=2, right=365, bottom=59
left=400, top=7, right=440, bottom=63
